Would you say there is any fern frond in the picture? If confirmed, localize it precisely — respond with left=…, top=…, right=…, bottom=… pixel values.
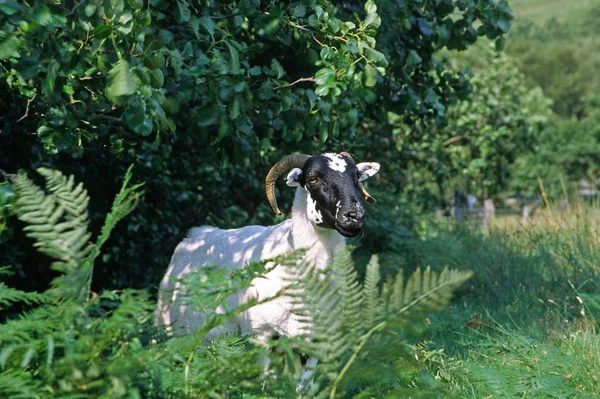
left=12, top=169, right=92, bottom=302
left=0, top=281, right=50, bottom=311
left=281, top=249, right=472, bottom=398
left=84, top=165, right=144, bottom=268
left=281, top=259, right=342, bottom=397
left=0, top=370, right=41, bottom=399
left=387, top=266, right=474, bottom=323
left=362, top=255, right=382, bottom=329
left=11, top=166, right=143, bottom=303
left=332, top=249, right=364, bottom=347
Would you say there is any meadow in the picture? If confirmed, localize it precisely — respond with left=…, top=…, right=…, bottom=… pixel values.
left=415, top=204, right=600, bottom=397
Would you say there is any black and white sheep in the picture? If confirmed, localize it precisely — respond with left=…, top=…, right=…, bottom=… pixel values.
left=155, top=153, right=379, bottom=365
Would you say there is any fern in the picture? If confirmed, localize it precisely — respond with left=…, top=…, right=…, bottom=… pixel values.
left=283, top=250, right=473, bottom=398
left=10, top=166, right=143, bottom=302
left=85, top=165, right=144, bottom=273
left=0, top=282, right=50, bottom=311
left=0, top=370, right=41, bottom=399
left=0, top=167, right=166, bottom=398
left=12, top=168, right=92, bottom=301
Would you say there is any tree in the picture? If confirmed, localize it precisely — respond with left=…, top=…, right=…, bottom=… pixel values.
left=386, top=42, right=552, bottom=207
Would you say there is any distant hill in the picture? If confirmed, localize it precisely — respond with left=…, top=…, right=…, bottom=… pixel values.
left=509, top=0, right=600, bottom=25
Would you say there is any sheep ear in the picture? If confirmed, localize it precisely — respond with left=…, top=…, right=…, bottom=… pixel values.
left=286, top=168, right=303, bottom=187
left=357, top=162, right=380, bottom=182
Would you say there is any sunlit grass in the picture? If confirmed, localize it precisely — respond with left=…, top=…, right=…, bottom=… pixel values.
left=399, top=197, right=600, bottom=396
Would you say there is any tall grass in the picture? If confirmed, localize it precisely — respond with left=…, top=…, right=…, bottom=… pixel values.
left=407, top=197, right=600, bottom=397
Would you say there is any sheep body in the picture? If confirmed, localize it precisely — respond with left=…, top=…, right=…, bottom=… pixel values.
left=155, top=188, right=345, bottom=341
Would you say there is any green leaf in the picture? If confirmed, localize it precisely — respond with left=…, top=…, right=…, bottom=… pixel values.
left=364, top=12, right=381, bottom=29
left=105, top=60, right=138, bottom=104
left=41, top=60, right=60, bottom=97
left=259, top=15, right=279, bottom=35
left=315, top=85, right=330, bottom=96
left=226, top=42, right=240, bottom=75
left=496, top=18, right=511, bottom=33
left=364, top=64, right=378, bottom=87
left=31, top=5, right=52, bottom=26
left=364, top=0, right=377, bottom=14
left=196, top=106, right=220, bottom=126
left=0, top=0, right=25, bottom=15
left=341, top=21, right=356, bottom=34
left=230, top=96, right=241, bottom=119
left=0, top=33, right=21, bottom=60
left=249, top=66, right=262, bottom=76
left=362, top=45, right=386, bottom=64
left=84, top=3, right=97, bottom=16
left=270, top=58, right=284, bottom=79
left=498, top=0, right=513, bottom=16
left=118, top=12, right=133, bottom=25
left=161, top=97, right=180, bottom=114
left=239, top=0, right=257, bottom=16
left=495, top=36, right=505, bottom=51
left=259, top=138, right=271, bottom=150
left=218, top=119, right=230, bottom=139
left=319, top=123, right=328, bottom=144
left=175, top=0, right=191, bottom=23
left=199, top=16, right=215, bottom=35
left=406, top=50, right=422, bottom=66
left=148, top=69, right=164, bottom=88
left=93, top=25, right=112, bottom=40
left=158, top=29, right=174, bottom=44
left=315, top=68, right=335, bottom=87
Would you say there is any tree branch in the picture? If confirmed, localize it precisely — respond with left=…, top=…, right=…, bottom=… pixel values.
left=275, top=77, right=315, bottom=90
left=66, top=1, right=82, bottom=17
left=16, top=90, right=37, bottom=124
left=0, top=169, right=15, bottom=182
left=442, top=135, right=464, bottom=147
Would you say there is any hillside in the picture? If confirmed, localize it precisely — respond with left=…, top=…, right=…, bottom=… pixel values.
left=509, top=0, right=600, bottom=24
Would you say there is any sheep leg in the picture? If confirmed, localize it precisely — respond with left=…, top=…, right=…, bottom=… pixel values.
left=296, top=356, right=318, bottom=392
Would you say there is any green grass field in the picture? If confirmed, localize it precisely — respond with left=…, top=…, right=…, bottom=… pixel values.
left=404, top=202, right=600, bottom=396
left=510, top=0, right=600, bottom=24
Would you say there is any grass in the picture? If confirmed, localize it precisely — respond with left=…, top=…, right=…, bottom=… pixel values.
left=509, top=0, right=600, bottom=25
left=401, top=200, right=600, bottom=397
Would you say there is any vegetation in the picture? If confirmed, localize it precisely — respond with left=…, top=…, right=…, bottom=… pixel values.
left=0, top=168, right=472, bottom=397
left=2, top=0, right=600, bottom=397
left=0, top=0, right=513, bottom=293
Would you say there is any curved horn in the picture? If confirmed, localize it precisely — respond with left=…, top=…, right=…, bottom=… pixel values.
left=339, top=151, right=354, bottom=163
left=358, top=181, right=377, bottom=204
left=265, top=154, right=311, bottom=215
left=339, top=152, right=377, bottom=204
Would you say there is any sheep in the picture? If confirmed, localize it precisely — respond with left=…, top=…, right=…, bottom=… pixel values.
left=154, top=152, right=380, bottom=385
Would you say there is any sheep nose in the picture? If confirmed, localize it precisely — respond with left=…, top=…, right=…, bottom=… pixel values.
left=343, top=208, right=364, bottom=222
left=345, top=210, right=358, bottom=220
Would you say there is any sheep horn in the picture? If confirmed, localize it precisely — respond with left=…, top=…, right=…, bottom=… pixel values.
left=339, top=152, right=377, bottom=204
left=358, top=181, right=377, bottom=204
left=265, top=154, right=311, bottom=215
left=339, top=151, right=353, bottom=162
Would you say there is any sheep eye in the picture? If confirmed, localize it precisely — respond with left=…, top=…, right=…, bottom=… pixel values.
left=308, top=177, right=319, bottom=185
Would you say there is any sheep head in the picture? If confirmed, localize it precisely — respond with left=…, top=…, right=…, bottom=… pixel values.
left=265, top=153, right=380, bottom=238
